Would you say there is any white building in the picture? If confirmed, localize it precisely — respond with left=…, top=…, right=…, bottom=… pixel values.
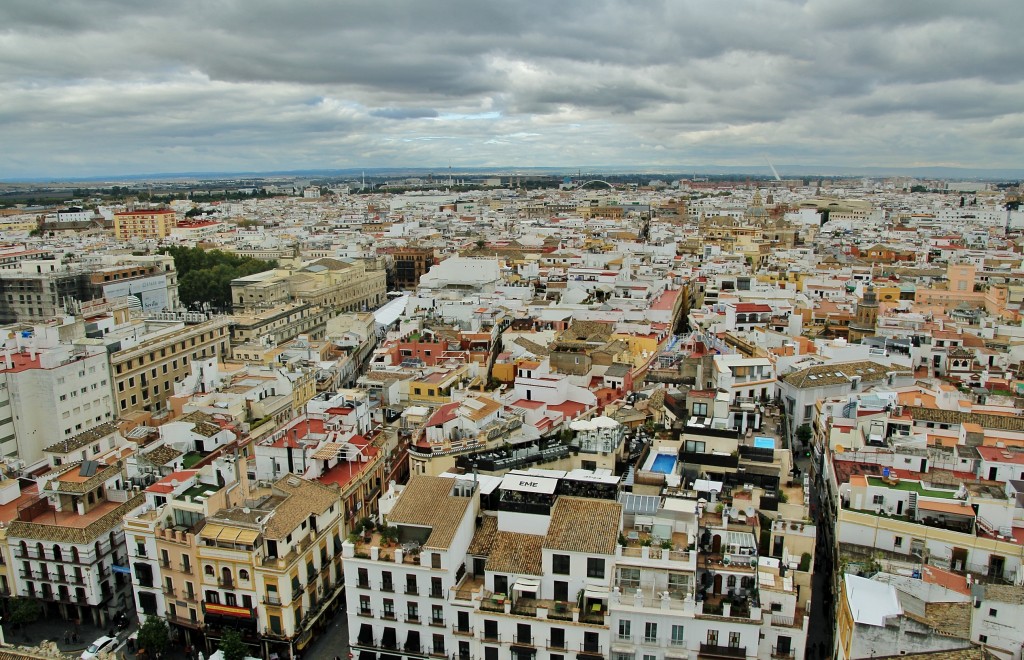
left=0, top=327, right=114, bottom=468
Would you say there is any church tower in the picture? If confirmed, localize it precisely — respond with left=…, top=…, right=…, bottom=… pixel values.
left=848, top=284, right=879, bottom=343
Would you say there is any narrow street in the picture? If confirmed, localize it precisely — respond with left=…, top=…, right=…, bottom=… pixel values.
left=300, top=597, right=349, bottom=660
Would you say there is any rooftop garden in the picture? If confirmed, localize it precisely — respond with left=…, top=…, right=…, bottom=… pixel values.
left=866, top=476, right=956, bottom=499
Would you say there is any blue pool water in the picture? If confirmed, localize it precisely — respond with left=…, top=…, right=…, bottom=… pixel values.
left=651, top=454, right=677, bottom=474
left=754, top=437, right=776, bottom=449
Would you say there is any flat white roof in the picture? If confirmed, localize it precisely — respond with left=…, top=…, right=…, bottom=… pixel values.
left=565, top=469, right=620, bottom=485
left=844, top=574, right=903, bottom=627
left=501, top=473, right=558, bottom=495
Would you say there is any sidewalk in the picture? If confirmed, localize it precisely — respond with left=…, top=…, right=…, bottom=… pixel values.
left=1, top=615, right=130, bottom=656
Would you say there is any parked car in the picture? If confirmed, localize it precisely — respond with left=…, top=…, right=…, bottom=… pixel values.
left=81, top=635, right=116, bottom=660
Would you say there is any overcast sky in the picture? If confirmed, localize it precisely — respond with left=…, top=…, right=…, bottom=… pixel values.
left=2, top=0, right=1023, bottom=178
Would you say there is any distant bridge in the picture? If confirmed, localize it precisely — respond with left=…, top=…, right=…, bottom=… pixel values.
left=576, top=180, right=615, bottom=189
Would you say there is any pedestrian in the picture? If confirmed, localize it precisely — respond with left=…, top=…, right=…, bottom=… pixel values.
left=63, top=630, right=70, bottom=645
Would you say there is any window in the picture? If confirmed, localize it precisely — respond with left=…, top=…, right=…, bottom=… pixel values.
left=668, top=572, right=690, bottom=596
left=238, top=569, right=249, bottom=581
left=433, top=634, right=445, bottom=654
left=872, top=494, right=884, bottom=505
left=728, top=632, right=741, bottom=648
left=618, top=567, right=640, bottom=591
left=431, top=604, right=443, bottom=624
left=894, top=536, right=903, bottom=548
left=989, top=608, right=998, bottom=617
left=618, top=620, right=631, bottom=641
left=484, top=648, right=498, bottom=660
left=644, top=622, right=657, bottom=644
left=359, top=595, right=371, bottom=615
left=383, top=598, right=395, bottom=619
left=684, top=440, right=706, bottom=453
left=552, top=554, right=570, bottom=575
left=550, top=628, right=565, bottom=649
left=204, top=565, right=214, bottom=576
left=670, top=625, right=685, bottom=647
left=358, top=568, right=369, bottom=588
left=587, top=557, right=605, bottom=578
left=407, top=602, right=419, bottom=621
left=979, top=634, right=988, bottom=643
left=692, top=402, right=708, bottom=416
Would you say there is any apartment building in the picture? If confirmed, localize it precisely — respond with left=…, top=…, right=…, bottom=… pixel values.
left=108, top=317, right=232, bottom=417
left=0, top=455, right=144, bottom=628
left=124, top=466, right=232, bottom=649
left=126, top=468, right=345, bottom=658
left=201, top=475, right=344, bottom=659
left=0, top=331, right=114, bottom=468
left=113, top=208, right=177, bottom=241
left=345, top=470, right=810, bottom=660
left=229, top=301, right=333, bottom=346
left=393, top=247, right=435, bottom=290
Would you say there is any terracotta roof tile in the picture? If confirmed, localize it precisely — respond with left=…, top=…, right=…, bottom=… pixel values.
left=386, top=476, right=472, bottom=550
left=486, top=531, right=543, bottom=576
left=543, top=496, right=621, bottom=555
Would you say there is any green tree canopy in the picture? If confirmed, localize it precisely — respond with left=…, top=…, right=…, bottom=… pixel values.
left=137, top=616, right=170, bottom=655
left=159, top=246, right=276, bottom=312
left=219, top=628, right=248, bottom=660
left=7, top=597, right=41, bottom=627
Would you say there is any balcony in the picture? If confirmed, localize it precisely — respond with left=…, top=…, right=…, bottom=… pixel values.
left=772, top=647, right=795, bottom=659
left=406, top=585, right=420, bottom=595
left=264, top=594, right=282, bottom=606
left=513, top=635, right=533, bottom=647
left=452, top=625, right=473, bottom=636
left=357, top=608, right=374, bottom=618
left=429, top=618, right=445, bottom=627
left=380, top=581, right=395, bottom=593
left=547, top=639, right=568, bottom=650
left=699, top=643, right=745, bottom=659
left=382, top=611, right=397, bottom=621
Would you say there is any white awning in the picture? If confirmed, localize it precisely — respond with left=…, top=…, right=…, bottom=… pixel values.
left=513, top=577, right=541, bottom=593
left=584, top=586, right=610, bottom=600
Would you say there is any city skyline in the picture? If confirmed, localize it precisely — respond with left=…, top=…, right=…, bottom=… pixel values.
left=2, top=0, right=1023, bottom=178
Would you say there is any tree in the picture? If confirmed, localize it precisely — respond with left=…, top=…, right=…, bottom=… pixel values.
left=220, top=629, right=248, bottom=660
left=7, top=598, right=41, bottom=638
left=138, top=616, right=170, bottom=656
left=796, top=424, right=812, bottom=448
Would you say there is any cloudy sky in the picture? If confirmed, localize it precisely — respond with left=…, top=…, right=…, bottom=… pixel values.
left=2, top=0, right=1023, bottom=178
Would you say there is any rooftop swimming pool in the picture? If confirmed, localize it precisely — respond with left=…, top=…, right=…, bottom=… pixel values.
left=650, top=453, right=677, bottom=474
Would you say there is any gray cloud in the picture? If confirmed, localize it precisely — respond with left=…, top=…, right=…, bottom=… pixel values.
left=0, top=0, right=1022, bottom=177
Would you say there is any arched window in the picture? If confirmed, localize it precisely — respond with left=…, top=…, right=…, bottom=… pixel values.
left=239, top=569, right=249, bottom=581
left=71, top=547, right=80, bottom=563
left=727, top=575, right=737, bottom=589
left=53, top=545, right=62, bottom=562
left=36, top=542, right=45, bottom=559
left=205, top=565, right=215, bottom=576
